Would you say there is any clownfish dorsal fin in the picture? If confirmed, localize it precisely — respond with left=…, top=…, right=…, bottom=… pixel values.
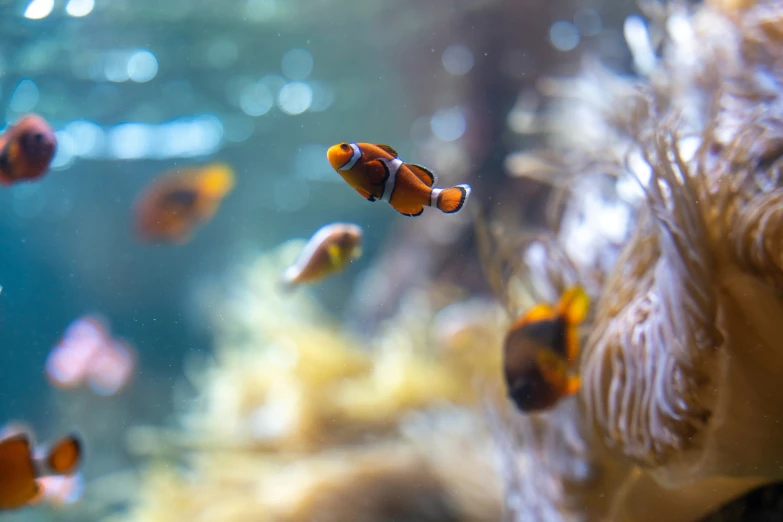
left=555, top=286, right=589, bottom=325
left=511, top=303, right=556, bottom=330
left=407, top=164, right=437, bottom=187
left=375, top=144, right=398, bottom=158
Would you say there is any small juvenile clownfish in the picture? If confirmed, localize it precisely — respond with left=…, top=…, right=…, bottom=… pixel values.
left=327, top=142, right=472, bottom=217
left=281, top=222, right=363, bottom=289
left=134, top=163, right=235, bottom=244
left=0, top=114, right=57, bottom=186
left=0, top=431, right=82, bottom=511
left=503, top=286, right=589, bottom=413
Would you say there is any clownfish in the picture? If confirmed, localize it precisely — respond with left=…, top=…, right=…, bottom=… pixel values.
left=281, top=222, right=363, bottom=288
left=0, top=430, right=82, bottom=511
left=134, top=163, right=235, bottom=244
left=327, top=142, right=471, bottom=217
left=0, top=114, right=57, bottom=186
left=503, top=286, right=589, bottom=412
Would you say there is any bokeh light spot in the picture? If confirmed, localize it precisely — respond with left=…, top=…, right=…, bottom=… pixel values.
left=549, top=20, right=580, bottom=51
left=240, top=83, right=274, bottom=116
left=24, top=0, right=53, bottom=19
left=51, top=131, right=76, bottom=170
left=430, top=107, right=466, bottom=142
left=65, top=120, right=105, bottom=158
left=278, top=82, right=312, bottom=115
left=281, top=48, right=314, bottom=80
left=9, top=79, right=39, bottom=113
left=442, top=44, right=474, bottom=76
left=65, top=0, right=94, bottom=17
left=127, top=50, right=159, bottom=83
left=108, top=123, right=152, bottom=160
left=308, top=80, right=335, bottom=112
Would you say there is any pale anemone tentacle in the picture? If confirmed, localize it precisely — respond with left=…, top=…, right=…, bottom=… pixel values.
left=485, top=397, right=634, bottom=522
left=581, top=113, right=724, bottom=473
left=731, top=188, right=783, bottom=289
left=475, top=207, right=583, bottom=319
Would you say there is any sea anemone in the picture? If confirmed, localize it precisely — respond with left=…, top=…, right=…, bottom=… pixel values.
left=488, top=0, right=783, bottom=519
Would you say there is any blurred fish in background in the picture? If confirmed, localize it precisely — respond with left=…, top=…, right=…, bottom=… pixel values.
left=133, top=163, right=234, bottom=244
left=0, top=114, right=56, bottom=185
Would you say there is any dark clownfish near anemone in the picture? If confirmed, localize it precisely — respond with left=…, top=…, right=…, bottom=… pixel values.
left=0, top=114, right=57, bottom=186
left=503, top=286, right=589, bottom=412
left=0, top=428, right=82, bottom=511
left=327, top=142, right=471, bottom=217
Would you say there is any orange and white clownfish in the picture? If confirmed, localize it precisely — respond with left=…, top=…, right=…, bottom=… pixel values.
left=133, top=163, right=235, bottom=244
left=0, top=430, right=82, bottom=511
left=503, top=286, right=589, bottom=412
left=327, top=142, right=471, bottom=217
left=280, top=222, right=363, bottom=289
left=0, top=114, right=57, bottom=186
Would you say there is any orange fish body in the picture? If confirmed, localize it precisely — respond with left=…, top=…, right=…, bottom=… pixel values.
left=134, top=163, right=234, bottom=244
left=0, top=114, right=57, bottom=186
left=0, top=431, right=82, bottom=511
left=503, top=286, right=589, bottom=412
left=281, top=223, right=363, bottom=288
left=327, top=142, right=471, bottom=217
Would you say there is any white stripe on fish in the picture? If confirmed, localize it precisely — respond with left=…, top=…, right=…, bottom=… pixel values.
left=380, top=158, right=403, bottom=204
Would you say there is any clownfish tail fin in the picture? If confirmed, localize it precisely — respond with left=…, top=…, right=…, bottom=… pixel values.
left=36, top=434, right=82, bottom=477
left=433, top=184, right=471, bottom=214
left=277, top=267, right=299, bottom=293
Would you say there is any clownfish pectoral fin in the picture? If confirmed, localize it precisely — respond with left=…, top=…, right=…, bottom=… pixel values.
left=407, top=164, right=437, bottom=187
left=511, top=303, right=556, bottom=329
left=555, top=285, right=589, bottom=326
left=535, top=349, right=568, bottom=389
left=433, top=184, right=471, bottom=214
left=40, top=435, right=81, bottom=477
left=363, top=159, right=391, bottom=186
left=375, top=144, right=398, bottom=158
left=326, top=244, right=343, bottom=268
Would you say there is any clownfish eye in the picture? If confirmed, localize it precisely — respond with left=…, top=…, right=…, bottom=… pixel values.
left=21, top=132, right=47, bottom=154
left=340, top=143, right=351, bottom=152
